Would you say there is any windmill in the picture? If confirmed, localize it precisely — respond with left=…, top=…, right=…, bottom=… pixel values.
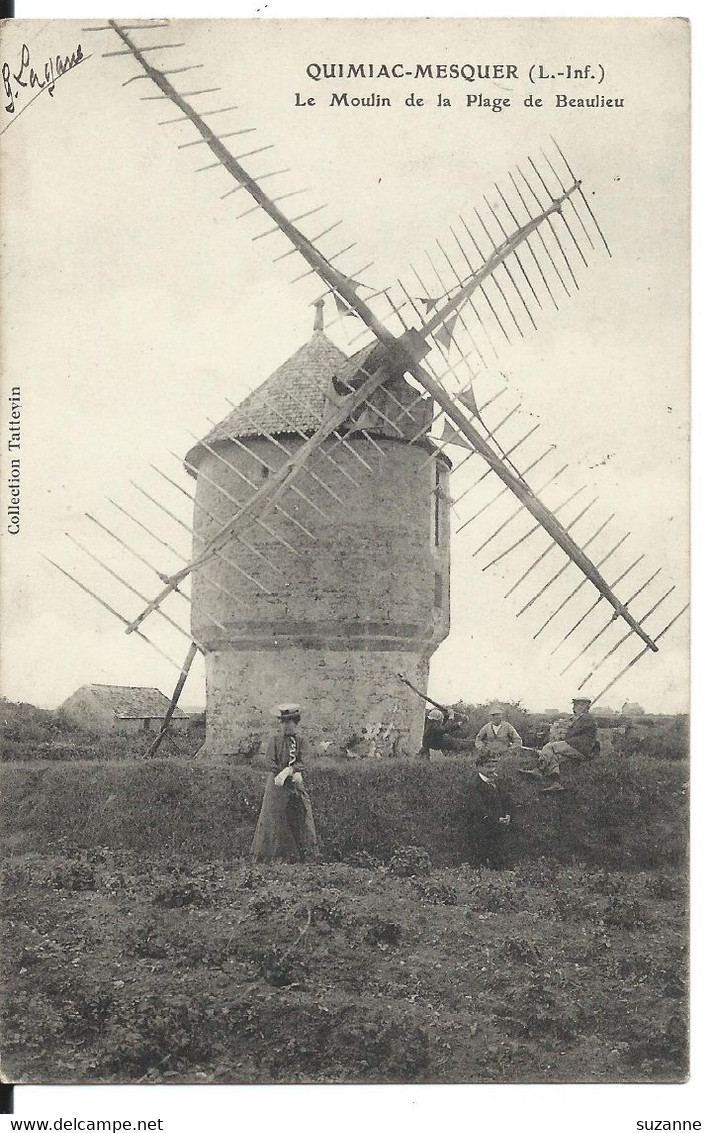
left=46, top=19, right=687, bottom=757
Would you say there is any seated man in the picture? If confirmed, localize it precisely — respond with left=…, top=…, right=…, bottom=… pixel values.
left=520, top=696, right=599, bottom=791
left=416, top=706, right=471, bottom=759
left=474, top=704, right=523, bottom=773
left=417, top=706, right=511, bottom=830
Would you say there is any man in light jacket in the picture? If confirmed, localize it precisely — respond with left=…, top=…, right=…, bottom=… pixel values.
left=474, top=704, right=523, bottom=774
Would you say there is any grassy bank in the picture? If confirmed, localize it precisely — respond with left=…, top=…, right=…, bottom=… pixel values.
left=1, top=749, right=688, bottom=869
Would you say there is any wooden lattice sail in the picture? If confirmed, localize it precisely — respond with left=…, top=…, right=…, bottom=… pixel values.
left=47, top=20, right=686, bottom=752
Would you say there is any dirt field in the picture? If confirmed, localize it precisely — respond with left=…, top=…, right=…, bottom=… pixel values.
left=1, top=844, right=687, bottom=1085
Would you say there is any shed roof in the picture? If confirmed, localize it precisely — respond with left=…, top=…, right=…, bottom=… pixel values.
left=70, top=684, right=188, bottom=720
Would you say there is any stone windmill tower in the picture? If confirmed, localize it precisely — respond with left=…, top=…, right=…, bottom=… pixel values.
left=49, top=24, right=687, bottom=757
left=185, top=302, right=451, bottom=757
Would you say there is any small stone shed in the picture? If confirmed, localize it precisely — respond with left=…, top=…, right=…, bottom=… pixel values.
left=60, top=684, right=190, bottom=736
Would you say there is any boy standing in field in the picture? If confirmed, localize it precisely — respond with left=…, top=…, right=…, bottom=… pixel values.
left=472, top=704, right=518, bottom=834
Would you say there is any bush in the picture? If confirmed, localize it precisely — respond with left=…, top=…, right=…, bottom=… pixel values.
left=364, top=917, right=403, bottom=946
left=153, top=881, right=213, bottom=909
left=387, top=846, right=432, bottom=877
left=612, top=716, right=689, bottom=761
left=601, top=894, right=648, bottom=930
left=51, top=861, right=98, bottom=892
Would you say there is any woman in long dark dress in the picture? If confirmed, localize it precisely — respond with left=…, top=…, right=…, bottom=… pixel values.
left=250, top=703, right=318, bottom=863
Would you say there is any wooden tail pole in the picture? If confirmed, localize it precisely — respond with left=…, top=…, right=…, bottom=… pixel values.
left=146, top=640, right=199, bottom=758
left=396, top=672, right=448, bottom=715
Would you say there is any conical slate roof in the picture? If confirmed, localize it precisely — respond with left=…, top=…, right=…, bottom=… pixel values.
left=201, top=330, right=347, bottom=450
left=184, top=326, right=437, bottom=474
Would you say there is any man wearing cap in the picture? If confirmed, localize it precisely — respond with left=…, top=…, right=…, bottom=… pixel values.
left=250, top=703, right=318, bottom=862
left=520, top=696, right=599, bottom=792
left=474, top=705, right=523, bottom=773
left=416, top=706, right=472, bottom=760
left=470, top=705, right=520, bottom=838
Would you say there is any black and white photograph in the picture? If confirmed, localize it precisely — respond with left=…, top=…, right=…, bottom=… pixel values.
left=0, top=12, right=692, bottom=1107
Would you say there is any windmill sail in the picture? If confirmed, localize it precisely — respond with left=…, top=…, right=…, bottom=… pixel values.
left=50, top=19, right=684, bottom=712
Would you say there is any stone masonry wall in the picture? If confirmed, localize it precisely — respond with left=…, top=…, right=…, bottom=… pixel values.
left=202, top=647, right=431, bottom=757
left=190, top=433, right=450, bottom=757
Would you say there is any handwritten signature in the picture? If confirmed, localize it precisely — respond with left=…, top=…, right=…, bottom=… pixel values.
left=2, top=42, right=85, bottom=116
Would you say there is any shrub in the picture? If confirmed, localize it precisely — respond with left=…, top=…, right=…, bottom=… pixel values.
left=411, top=878, right=457, bottom=905
left=364, top=917, right=403, bottom=947
left=585, top=869, right=628, bottom=896
left=0, top=698, right=206, bottom=762
left=387, top=846, right=432, bottom=877
left=468, top=872, right=519, bottom=913
left=645, top=873, right=685, bottom=900
left=553, top=890, right=597, bottom=922
left=600, top=894, right=648, bottom=930
left=344, top=850, right=382, bottom=869
left=612, top=716, right=689, bottom=761
left=501, top=936, right=541, bottom=963
left=446, top=700, right=541, bottom=748
left=51, top=861, right=98, bottom=892
left=154, top=881, right=212, bottom=909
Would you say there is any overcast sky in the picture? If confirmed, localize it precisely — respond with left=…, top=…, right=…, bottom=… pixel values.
left=0, top=18, right=689, bottom=712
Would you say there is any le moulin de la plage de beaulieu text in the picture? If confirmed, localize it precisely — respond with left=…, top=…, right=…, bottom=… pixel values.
left=297, top=61, right=624, bottom=111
